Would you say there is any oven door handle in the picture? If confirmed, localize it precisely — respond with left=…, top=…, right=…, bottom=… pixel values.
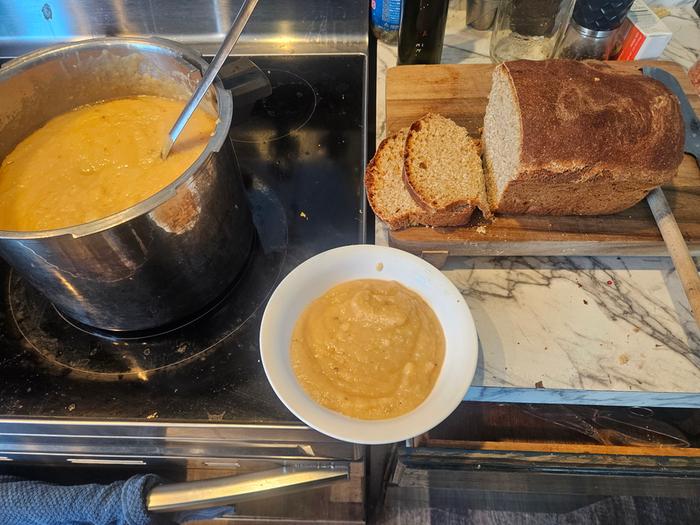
left=146, top=465, right=349, bottom=512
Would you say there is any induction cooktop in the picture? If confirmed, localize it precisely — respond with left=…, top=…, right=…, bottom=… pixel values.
left=0, top=54, right=368, bottom=424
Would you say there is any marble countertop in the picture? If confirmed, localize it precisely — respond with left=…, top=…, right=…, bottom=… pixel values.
left=374, top=4, right=700, bottom=407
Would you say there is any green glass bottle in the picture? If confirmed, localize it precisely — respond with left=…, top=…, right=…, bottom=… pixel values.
left=397, top=0, right=450, bottom=65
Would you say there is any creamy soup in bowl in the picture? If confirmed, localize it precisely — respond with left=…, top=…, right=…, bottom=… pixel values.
left=291, top=278, right=446, bottom=420
left=259, top=244, right=478, bottom=445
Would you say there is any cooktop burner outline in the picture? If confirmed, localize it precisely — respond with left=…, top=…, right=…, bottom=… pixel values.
left=8, top=185, right=288, bottom=381
left=230, top=69, right=317, bottom=143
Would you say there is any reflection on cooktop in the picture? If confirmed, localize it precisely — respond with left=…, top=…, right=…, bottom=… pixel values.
left=230, top=69, right=317, bottom=143
left=9, top=184, right=287, bottom=381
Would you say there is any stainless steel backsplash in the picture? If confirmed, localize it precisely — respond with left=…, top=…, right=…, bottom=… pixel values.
left=0, top=0, right=368, bottom=58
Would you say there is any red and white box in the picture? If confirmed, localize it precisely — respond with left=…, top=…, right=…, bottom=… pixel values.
left=616, top=0, right=673, bottom=60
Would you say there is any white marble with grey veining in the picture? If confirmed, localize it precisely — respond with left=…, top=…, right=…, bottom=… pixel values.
left=374, top=6, right=700, bottom=407
left=453, top=256, right=700, bottom=406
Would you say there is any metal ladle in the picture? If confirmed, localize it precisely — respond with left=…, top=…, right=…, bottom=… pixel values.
left=161, top=0, right=259, bottom=159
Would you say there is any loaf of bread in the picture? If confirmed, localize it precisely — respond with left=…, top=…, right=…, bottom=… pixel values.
left=365, top=128, right=473, bottom=230
left=404, top=113, right=490, bottom=218
left=483, top=60, right=685, bottom=215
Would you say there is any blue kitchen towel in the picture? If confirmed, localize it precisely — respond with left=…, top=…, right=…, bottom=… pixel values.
left=0, top=474, right=234, bottom=525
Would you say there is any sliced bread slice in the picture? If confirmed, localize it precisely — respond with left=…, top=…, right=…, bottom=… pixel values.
left=365, top=129, right=473, bottom=230
left=482, top=63, right=521, bottom=211
left=404, top=113, right=490, bottom=217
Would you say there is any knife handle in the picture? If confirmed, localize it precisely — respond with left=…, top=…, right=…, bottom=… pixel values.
left=646, top=187, right=700, bottom=328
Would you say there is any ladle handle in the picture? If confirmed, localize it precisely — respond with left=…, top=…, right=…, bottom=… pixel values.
left=161, top=0, right=260, bottom=159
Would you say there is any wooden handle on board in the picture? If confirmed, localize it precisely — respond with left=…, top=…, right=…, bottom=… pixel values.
left=647, top=187, right=700, bottom=327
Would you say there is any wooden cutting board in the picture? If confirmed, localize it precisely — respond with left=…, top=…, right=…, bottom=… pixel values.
left=386, top=61, right=700, bottom=259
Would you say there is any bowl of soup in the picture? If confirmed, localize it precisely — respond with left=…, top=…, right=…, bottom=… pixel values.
left=260, top=245, right=478, bottom=444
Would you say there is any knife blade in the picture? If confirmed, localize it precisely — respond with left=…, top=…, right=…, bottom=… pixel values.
left=642, top=66, right=700, bottom=162
left=642, top=67, right=700, bottom=329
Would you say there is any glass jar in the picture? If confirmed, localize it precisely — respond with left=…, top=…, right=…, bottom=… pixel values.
left=490, top=0, right=576, bottom=62
left=466, top=0, right=500, bottom=30
left=556, top=0, right=634, bottom=60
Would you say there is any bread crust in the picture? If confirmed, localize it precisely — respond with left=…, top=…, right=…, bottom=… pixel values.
left=497, top=179, right=651, bottom=215
left=420, top=207, right=474, bottom=227
left=492, top=60, right=684, bottom=215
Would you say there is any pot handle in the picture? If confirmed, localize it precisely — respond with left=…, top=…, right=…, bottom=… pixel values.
left=217, top=57, right=272, bottom=124
left=146, top=464, right=349, bottom=513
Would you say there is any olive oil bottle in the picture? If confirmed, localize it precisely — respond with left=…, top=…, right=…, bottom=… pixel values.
left=397, top=0, right=449, bottom=65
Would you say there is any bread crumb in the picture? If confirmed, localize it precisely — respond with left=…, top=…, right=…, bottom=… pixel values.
left=618, top=354, right=629, bottom=365
left=146, top=411, right=159, bottom=419
left=535, top=381, right=544, bottom=389
left=593, top=77, right=600, bottom=82
left=476, top=225, right=487, bottom=235
left=299, top=211, right=308, bottom=220
left=376, top=262, right=384, bottom=272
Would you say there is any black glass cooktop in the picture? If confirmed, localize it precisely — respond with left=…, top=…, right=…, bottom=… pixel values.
left=0, top=54, right=367, bottom=423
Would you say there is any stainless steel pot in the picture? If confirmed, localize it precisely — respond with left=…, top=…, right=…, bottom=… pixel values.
left=0, top=37, right=254, bottom=331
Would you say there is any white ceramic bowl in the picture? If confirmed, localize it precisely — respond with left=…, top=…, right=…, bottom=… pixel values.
left=259, top=244, right=478, bottom=444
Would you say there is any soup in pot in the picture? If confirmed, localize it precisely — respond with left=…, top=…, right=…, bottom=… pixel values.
left=0, top=95, right=216, bottom=231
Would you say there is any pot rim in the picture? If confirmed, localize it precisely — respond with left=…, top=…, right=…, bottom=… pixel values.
left=0, top=36, right=234, bottom=240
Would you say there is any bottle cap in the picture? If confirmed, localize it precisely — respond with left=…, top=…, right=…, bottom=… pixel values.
left=572, top=0, right=634, bottom=31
